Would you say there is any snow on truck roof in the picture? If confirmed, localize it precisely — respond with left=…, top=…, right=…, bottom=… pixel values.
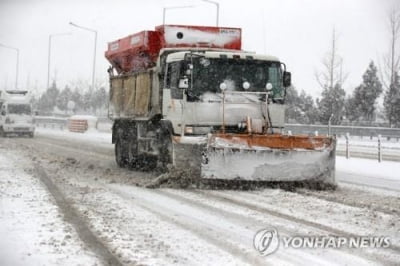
left=0, top=90, right=31, bottom=103
left=166, top=50, right=280, bottom=63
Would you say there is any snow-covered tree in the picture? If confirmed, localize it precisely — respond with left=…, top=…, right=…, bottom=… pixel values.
left=384, top=71, right=400, bottom=127
left=317, top=83, right=346, bottom=125
left=299, top=91, right=319, bottom=124
left=346, top=61, right=382, bottom=121
left=37, top=81, right=59, bottom=113
left=71, top=88, right=84, bottom=112
left=91, top=87, right=108, bottom=113
left=83, top=90, right=93, bottom=112
left=344, top=96, right=361, bottom=122
left=56, top=85, right=73, bottom=111
left=285, top=86, right=318, bottom=124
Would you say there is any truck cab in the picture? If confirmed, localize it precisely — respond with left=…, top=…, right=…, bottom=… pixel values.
left=161, top=49, right=289, bottom=136
left=0, top=90, right=35, bottom=137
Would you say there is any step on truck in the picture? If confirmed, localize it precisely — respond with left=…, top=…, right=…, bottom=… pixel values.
left=105, top=25, right=336, bottom=186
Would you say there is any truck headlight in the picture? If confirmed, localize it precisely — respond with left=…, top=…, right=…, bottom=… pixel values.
left=184, top=126, right=193, bottom=134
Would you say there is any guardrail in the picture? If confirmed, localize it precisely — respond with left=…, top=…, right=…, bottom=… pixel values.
left=34, top=116, right=112, bottom=133
left=34, top=116, right=67, bottom=130
left=285, top=124, right=400, bottom=140
left=33, top=117, right=400, bottom=139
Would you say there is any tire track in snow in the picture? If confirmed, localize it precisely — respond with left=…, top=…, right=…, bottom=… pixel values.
left=194, top=190, right=400, bottom=255
left=28, top=137, right=114, bottom=161
left=33, top=164, right=123, bottom=266
left=107, top=185, right=387, bottom=266
left=294, top=188, right=400, bottom=215
left=156, top=189, right=399, bottom=266
left=105, top=185, right=271, bottom=266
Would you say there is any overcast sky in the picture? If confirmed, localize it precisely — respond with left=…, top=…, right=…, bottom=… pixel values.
left=0, top=0, right=397, bottom=97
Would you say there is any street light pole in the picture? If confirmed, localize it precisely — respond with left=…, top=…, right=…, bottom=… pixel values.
left=163, top=6, right=194, bottom=25
left=69, top=22, right=97, bottom=91
left=47, top=33, right=71, bottom=89
left=202, top=0, right=219, bottom=26
left=15, top=49, right=19, bottom=89
left=0, top=43, right=19, bottom=89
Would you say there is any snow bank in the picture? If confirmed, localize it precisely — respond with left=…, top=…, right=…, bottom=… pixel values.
left=337, top=136, right=400, bottom=149
left=336, top=156, right=400, bottom=181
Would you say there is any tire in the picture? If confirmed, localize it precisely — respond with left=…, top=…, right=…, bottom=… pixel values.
left=158, top=128, right=173, bottom=170
left=115, top=137, right=129, bottom=168
left=0, top=127, right=4, bottom=137
left=127, top=126, right=139, bottom=169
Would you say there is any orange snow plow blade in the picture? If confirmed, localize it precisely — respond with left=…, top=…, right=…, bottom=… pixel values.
left=208, top=133, right=333, bottom=150
left=201, top=133, right=336, bottom=185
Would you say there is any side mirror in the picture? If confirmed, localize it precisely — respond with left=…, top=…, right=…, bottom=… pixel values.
left=283, top=71, right=291, bottom=87
left=34, top=111, right=39, bottom=116
left=1, top=110, right=5, bottom=116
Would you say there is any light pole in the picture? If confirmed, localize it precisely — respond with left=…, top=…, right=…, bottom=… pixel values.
left=47, top=33, right=71, bottom=89
left=328, top=113, right=334, bottom=136
left=0, top=43, right=19, bottom=89
left=69, top=22, right=97, bottom=91
left=163, top=6, right=194, bottom=25
left=201, top=0, right=219, bottom=26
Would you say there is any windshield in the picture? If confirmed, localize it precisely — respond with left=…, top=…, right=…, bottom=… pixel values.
left=186, top=57, right=283, bottom=101
left=8, top=104, right=32, bottom=115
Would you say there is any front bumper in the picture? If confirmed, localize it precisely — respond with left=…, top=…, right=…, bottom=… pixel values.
left=3, top=125, right=35, bottom=134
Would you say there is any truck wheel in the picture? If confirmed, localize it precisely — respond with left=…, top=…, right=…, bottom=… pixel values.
left=115, top=138, right=129, bottom=168
left=128, top=138, right=139, bottom=169
left=158, top=131, right=173, bottom=170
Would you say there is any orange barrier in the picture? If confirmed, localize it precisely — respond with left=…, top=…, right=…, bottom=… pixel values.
left=68, top=119, right=88, bottom=133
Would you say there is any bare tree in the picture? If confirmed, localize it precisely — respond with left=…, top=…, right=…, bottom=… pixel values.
left=315, top=28, right=348, bottom=125
left=315, top=28, right=347, bottom=89
left=382, top=6, right=400, bottom=126
left=381, top=7, right=400, bottom=89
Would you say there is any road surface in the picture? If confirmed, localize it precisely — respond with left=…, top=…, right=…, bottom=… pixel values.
left=0, top=129, right=399, bottom=265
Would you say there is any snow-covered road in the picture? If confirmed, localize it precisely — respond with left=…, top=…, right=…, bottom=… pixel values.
left=32, top=128, right=400, bottom=192
left=0, top=151, right=100, bottom=265
left=336, top=157, right=400, bottom=192
left=1, top=128, right=400, bottom=265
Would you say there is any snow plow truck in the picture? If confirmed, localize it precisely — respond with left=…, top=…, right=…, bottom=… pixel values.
left=105, top=25, right=336, bottom=187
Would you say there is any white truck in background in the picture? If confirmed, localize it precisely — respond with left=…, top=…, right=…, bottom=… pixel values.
left=0, top=90, right=35, bottom=137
